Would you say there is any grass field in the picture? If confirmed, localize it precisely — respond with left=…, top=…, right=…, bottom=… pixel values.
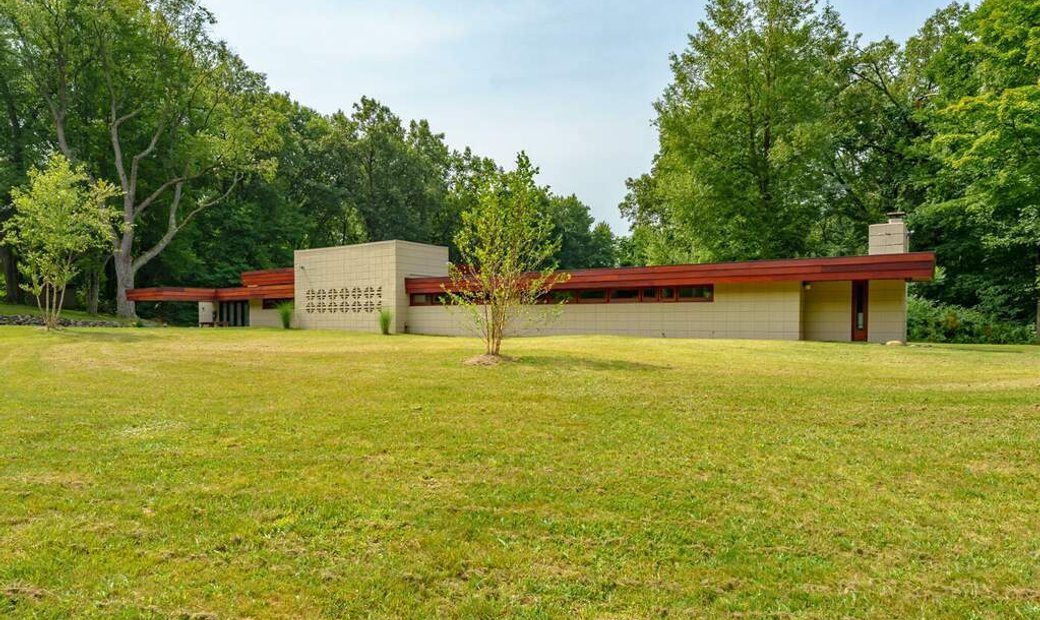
left=1, top=327, right=1039, bottom=618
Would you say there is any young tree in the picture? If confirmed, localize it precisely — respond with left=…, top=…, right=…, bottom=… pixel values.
left=2, top=154, right=119, bottom=330
left=446, top=152, right=568, bottom=358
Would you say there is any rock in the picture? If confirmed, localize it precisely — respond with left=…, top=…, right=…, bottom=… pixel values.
left=885, top=340, right=905, bottom=346
left=0, top=314, right=128, bottom=328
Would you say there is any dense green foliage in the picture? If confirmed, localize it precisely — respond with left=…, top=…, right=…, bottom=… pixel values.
left=1, top=154, right=120, bottom=329
left=0, top=0, right=614, bottom=321
left=624, top=0, right=1040, bottom=333
left=2, top=0, right=1036, bottom=335
left=908, top=295, right=1037, bottom=344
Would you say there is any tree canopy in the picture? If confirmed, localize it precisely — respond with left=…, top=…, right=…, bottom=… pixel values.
left=0, top=0, right=615, bottom=321
left=624, top=0, right=1040, bottom=331
left=0, top=0, right=1036, bottom=331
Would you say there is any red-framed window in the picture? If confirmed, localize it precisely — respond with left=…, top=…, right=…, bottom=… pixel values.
left=609, top=288, right=640, bottom=303
left=411, top=285, right=714, bottom=306
left=677, top=285, right=713, bottom=302
left=410, top=293, right=450, bottom=306
left=576, top=290, right=608, bottom=304
left=261, top=298, right=293, bottom=309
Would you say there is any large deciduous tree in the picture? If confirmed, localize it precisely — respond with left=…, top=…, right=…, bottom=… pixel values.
left=635, top=0, right=849, bottom=262
left=0, top=21, right=44, bottom=303
left=920, top=0, right=1040, bottom=332
left=1, top=0, right=274, bottom=317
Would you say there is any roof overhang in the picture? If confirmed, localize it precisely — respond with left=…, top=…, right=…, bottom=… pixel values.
left=405, top=252, right=937, bottom=294
left=126, top=283, right=294, bottom=303
left=127, top=268, right=296, bottom=303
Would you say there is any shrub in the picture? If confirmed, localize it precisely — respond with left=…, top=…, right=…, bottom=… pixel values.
left=378, top=308, right=393, bottom=335
left=276, top=301, right=294, bottom=329
left=908, top=295, right=1036, bottom=344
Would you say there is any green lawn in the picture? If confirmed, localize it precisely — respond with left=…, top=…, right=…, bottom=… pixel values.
left=1, top=327, right=1038, bottom=618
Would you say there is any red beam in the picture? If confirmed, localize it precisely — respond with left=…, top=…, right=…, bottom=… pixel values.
left=126, top=287, right=218, bottom=302
left=214, top=284, right=295, bottom=301
left=240, top=268, right=294, bottom=287
left=405, top=252, right=936, bottom=294
left=127, top=283, right=295, bottom=302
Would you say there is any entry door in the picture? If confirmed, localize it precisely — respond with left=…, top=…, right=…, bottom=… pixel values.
left=851, top=281, right=868, bottom=341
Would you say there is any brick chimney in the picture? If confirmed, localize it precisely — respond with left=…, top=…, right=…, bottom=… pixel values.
left=869, top=212, right=909, bottom=255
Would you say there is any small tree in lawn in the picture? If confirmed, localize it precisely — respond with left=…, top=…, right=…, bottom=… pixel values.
left=2, top=154, right=120, bottom=330
left=446, top=152, right=568, bottom=358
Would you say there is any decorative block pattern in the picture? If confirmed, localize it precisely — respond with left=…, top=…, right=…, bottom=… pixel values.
left=293, top=240, right=448, bottom=333
left=302, top=286, right=382, bottom=315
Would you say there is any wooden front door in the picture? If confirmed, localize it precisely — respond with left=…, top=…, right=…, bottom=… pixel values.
left=851, top=280, right=868, bottom=341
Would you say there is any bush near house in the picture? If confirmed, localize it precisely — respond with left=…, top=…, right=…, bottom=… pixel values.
left=908, top=295, right=1036, bottom=344
left=276, top=301, right=294, bottom=329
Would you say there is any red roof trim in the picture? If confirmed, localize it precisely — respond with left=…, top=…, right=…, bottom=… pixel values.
left=127, top=252, right=936, bottom=301
left=126, top=283, right=295, bottom=302
left=405, top=252, right=936, bottom=294
left=240, top=268, right=294, bottom=287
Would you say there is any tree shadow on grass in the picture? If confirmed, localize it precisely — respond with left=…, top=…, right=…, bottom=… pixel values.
left=914, top=343, right=1033, bottom=354
left=56, top=329, right=153, bottom=343
left=516, top=355, right=669, bottom=372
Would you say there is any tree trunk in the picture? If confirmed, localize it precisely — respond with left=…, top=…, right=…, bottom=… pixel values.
left=1, top=246, right=20, bottom=303
left=86, top=268, right=100, bottom=315
left=114, top=249, right=135, bottom=318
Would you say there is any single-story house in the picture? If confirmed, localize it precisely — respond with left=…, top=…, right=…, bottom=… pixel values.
left=128, top=214, right=935, bottom=342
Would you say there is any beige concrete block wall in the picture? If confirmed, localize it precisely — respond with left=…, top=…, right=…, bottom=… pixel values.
left=800, top=279, right=907, bottom=343
left=802, top=281, right=852, bottom=342
left=294, top=241, right=397, bottom=332
left=868, top=222, right=909, bottom=255
left=293, top=240, right=448, bottom=332
left=394, top=241, right=449, bottom=333
left=407, top=282, right=803, bottom=340
left=247, top=299, right=291, bottom=328
left=868, top=280, right=907, bottom=343
left=198, top=302, right=215, bottom=325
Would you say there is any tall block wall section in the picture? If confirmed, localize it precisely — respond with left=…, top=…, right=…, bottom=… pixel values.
left=293, top=240, right=448, bottom=333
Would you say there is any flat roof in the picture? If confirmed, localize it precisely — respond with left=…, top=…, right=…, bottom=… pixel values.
left=126, top=267, right=294, bottom=303
left=405, top=252, right=937, bottom=294
left=126, top=252, right=936, bottom=302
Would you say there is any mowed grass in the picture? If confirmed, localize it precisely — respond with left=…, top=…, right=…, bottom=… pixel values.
left=1, top=327, right=1039, bottom=618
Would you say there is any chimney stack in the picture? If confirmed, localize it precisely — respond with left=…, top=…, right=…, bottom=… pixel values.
left=869, top=211, right=909, bottom=255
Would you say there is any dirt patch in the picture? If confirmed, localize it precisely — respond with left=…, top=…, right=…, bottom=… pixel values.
left=4, top=583, right=50, bottom=600
left=463, top=354, right=513, bottom=366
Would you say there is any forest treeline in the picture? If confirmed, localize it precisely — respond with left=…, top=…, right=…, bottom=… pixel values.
left=624, top=0, right=1039, bottom=331
left=0, top=0, right=1037, bottom=331
left=0, top=0, right=614, bottom=320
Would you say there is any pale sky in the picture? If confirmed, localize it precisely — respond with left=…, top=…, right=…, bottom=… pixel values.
left=209, top=0, right=954, bottom=233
